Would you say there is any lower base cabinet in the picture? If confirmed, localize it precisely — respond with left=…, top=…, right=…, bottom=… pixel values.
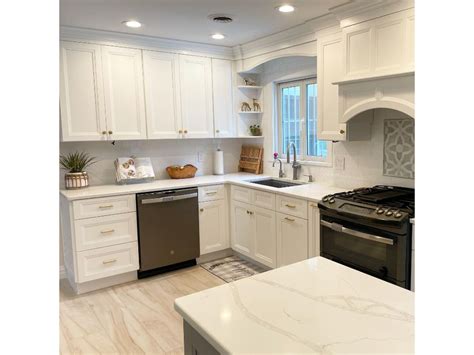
left=308, top=202, right=321, bottom=257
left=231, top=201, right=277, bottom=268
left=199, top=199, right=229, bottom=255
left=276, top=212, right=308, bottom=267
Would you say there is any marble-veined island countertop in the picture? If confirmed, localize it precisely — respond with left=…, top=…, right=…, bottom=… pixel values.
left=174, top=257, right=414, bottom=354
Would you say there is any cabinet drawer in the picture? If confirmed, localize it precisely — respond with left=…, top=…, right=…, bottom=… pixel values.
left=231, top=185, right=253, bottom=204
left=253, top=190, right=275, bottom=210
left=199, top=184, right=225, bottom=202
left=73, top=194, right=135, bottom=219
left=76, top=242, right=139, bottom=283
left=276, top=195, right=307, bottom=219
left=74, top=212, right=137, bottom=252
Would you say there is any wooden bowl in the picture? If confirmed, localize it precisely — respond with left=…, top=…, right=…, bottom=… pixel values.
left=166, top=164, right=198, bottom=179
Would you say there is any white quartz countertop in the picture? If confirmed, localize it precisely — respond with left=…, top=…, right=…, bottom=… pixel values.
left=60, top=172, right=346, bottom=202
left=174, top=257, right=414, bottom=354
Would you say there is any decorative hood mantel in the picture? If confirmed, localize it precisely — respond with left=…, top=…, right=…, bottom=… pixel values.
left=331, top=4, right=415, bottom=122
left=335, top=72, right=414, bottom=123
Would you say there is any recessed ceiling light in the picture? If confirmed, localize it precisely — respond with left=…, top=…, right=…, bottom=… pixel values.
left=123, top=20, right=142, bottom=28
left=277, top=4, right=295, bottom=13
left=211, top=33, right=225, bottom=40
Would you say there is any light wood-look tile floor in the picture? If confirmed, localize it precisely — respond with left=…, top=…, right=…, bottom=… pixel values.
left=60, top=266, right=225, bottom=354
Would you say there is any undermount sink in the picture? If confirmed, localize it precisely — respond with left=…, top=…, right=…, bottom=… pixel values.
left=247, top=179, right=305, bottom=188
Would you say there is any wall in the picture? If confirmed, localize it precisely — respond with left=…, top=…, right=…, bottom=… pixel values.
left=260, top=56, right=415, bottom=189
left=59, top=138, right=254, bottom=188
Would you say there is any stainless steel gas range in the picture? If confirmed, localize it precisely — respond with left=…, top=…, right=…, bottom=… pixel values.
left=318, top=185, right=414, bottom=289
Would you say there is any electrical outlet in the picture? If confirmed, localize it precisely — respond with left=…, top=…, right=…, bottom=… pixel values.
left=335, top=156, right=345, bottom=171
left=197, top=152, right=204, bottom=162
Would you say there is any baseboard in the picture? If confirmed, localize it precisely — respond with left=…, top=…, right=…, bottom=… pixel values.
left=59, top=266, right=67, bottom=280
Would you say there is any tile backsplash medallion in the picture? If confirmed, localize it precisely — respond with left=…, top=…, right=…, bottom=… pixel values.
left=383, top=119, right=415, bottom=179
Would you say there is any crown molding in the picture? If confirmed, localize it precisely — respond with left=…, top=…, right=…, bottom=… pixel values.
left=60, top=26, right=235, bottom=59
left=329, top=0, right=414, bottom=28
left=232, top=14, right=338, bottom=61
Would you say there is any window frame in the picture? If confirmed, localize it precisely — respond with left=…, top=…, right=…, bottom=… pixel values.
left=276, top=77, right=332, bottom=166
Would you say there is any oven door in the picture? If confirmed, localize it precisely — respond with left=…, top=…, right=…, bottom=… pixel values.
left=320, top=216, right=409, bottom=288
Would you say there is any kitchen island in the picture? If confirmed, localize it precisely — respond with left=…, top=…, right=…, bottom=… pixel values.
left=174, top=257, right=414, bottom=354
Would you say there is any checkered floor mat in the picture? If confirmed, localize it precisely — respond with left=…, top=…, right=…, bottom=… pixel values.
left=200, top=255, right=267, bottom=283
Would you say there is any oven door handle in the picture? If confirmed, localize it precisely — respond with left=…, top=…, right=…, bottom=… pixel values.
left=320, top=220, right=394, bottom=245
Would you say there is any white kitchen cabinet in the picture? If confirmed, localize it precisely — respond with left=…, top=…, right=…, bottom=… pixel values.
left=211, top=59, right=235, bottom=137
left=316, top=31, right=345, bottom=141
left=276, top=213, right=308, bottom=267
left=60, top=41, right=107, bottom=141
left=179, top=55, right=214, bottom=138
left=253, top=206, right=277, bottom=268
left=308, top=202, right=321, bottom=257
left=199, top=199, right=229, bottom=255
left=101, top=45, right=147, bottom=140
left=231, top=200, right=254, bottom=257
left=142, top=50, right=182, bottom=139
left=341, top=8, right=414, bottom=81
left=60, top=194, right=139, bottom=294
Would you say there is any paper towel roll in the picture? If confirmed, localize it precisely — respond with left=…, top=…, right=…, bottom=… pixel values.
left=213, top=149, right=224, bottom=175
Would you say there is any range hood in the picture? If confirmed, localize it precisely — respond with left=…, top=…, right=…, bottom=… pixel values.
left=334, top=72, right=415, bottom=123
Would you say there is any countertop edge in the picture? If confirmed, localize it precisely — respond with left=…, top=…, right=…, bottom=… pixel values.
left=59, top=174, right=342, bottom=203
left=174, top=299, right=230, bottom=354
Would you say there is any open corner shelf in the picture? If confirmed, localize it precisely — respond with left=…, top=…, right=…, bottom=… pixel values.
left=238, top=111, right=263, bottom=114
left=238, top=135, right=264, bottom=139
left=237, top=85, right=263, bottom=89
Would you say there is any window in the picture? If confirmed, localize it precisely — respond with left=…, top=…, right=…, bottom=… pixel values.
left=277, top=78, right=331, bottom=164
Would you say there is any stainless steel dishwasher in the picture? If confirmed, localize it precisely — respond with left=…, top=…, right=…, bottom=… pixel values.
left=136, top=187, right=200, bottom=278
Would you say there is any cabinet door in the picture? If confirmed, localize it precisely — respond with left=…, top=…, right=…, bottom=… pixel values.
left=230, top=201, right=254, bottom=257
left=101, top=46, right=147, bottom=140
left=253, top=206, right=276, bottom=268
left=179, top=55, right=214, bottom=138
left=316, top=32, right=345, bottom=141
left=307, top=202, right=320, bottom=257
left=199, top=200, right=229, bottom=255
left=276, top=213, right=308, bottom=267
left=211, top=59, right=235, bottom=137
left=60, top=41, right=107, bottom=141
left=143, top=51, right=182, bottom=139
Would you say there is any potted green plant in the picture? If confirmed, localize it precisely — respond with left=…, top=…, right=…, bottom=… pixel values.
left=60, top=152, right=97, bottom=189
left=249, top=124, right=262, bottom=136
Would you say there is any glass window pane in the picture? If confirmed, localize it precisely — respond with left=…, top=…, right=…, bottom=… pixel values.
left=281, top=85, right=301, bottom=155
left=306, top=83, right=327, bottom=157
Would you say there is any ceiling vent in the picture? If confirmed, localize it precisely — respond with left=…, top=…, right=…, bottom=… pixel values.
left=208, top=14, right=234, bottom=23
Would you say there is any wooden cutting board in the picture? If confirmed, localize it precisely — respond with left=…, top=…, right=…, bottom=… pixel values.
left=238, top=145, right=263, bottom=174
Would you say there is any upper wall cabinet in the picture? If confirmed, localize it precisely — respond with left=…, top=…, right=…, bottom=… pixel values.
left=211, top=59, right=235, bottom=137
left=60, top=41, right=147, bottom=141
left=143, top=51, right=182, bottom=139
left=60, top=41, right=107, bottom=141
left=316, top=32, right=345, bottom=141
left=179, top=55, right=214, bottom=138
left=101, top=46, right=147, bottom=140
left=342, top=8, right=414, bottom=81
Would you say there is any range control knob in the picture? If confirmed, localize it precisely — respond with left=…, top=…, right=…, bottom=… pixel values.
left=322, top=195, right=331, bottom=203
left=394, top=212, right=403, bottom=218
left=376, top=208, right=385, bottom=214
left=385, top=210, right=393, bottom=217
left=329, top=198, right=335, bottom=204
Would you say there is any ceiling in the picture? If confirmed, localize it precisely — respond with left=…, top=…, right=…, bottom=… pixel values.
left=60, top=0, right=349, bottom=47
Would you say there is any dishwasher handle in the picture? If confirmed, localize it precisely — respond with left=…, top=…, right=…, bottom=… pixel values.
left=140, top=192, right=198, bottom=204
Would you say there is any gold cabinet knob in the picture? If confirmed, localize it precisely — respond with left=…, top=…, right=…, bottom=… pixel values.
left=102, top=131, right=107, bottom=135
left=200, top=208, right=204, bottom=212
left=178, top=130, right=183, bottom=134
left=108, top=130, right=113, bottom=135
left=184, top=130, right=188, bottom=134
left=216, top=129, right=220, bottom=133
left=339, top=129, right=345, bottom=134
